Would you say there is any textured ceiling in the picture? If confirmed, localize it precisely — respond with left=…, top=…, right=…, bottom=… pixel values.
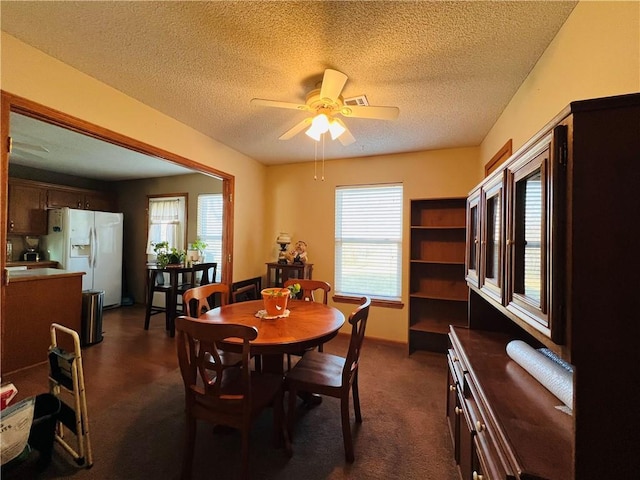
left=1, top=1, right=578, bottom=167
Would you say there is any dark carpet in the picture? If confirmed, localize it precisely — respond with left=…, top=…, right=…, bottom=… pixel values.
left=4, top=337, right=459, bottom=480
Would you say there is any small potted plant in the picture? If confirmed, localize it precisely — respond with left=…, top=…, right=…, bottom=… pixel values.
left=153, top=241, right=185, bottom=268
left=191, top=238, right=208, bottom=263
left=167, top=247, right=186, bottom=266
left=260, top=283, right=300, bottom=316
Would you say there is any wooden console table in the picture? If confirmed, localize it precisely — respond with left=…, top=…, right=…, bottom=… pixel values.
left=265, top=262, right=313, bottom=287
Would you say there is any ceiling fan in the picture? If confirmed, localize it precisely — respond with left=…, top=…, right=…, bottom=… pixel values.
left=250, top=69, right=399, bottom=146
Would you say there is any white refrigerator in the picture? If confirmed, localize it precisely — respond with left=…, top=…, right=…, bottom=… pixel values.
left=44, top=207, right=124, bottom=307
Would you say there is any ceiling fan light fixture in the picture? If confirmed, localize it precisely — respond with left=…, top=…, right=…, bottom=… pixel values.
left=328, top=119, right=346, bottom=140
left=305, top=126, right=322, bottom=141
left=311, top=113, right=330, bottom=132
left=305, top=113, right=331, bottom=140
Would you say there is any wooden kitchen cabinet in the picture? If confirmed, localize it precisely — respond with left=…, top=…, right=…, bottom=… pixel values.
left=2, top=269, right=83, bottom=374
left=7, top=178, right=116, bottom=235
left=47, top=184, right=115, bottom=211
left=83, top=190, right=114, bottom=211
left=454, top=93, right=640, bottom=479
left=47, top=186, right=85, bottom=209
left=409, top=198, right=468, bottom=353
left=7, top=178, right=47, bottom=235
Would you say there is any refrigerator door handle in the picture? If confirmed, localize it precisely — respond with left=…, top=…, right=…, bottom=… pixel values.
left=88, top=226, right=92, bottom=267
left=92, top=226, right=98, bottom=268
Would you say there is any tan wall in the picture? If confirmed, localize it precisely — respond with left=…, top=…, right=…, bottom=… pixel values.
left=2, top=0, right=637, bottom=343
left=115, top=173, right=223, bottom=305
left=480, top=0, right=640, bottom=171
left=265, top=148, right=480, bottom=342
left=1, top=32, right=269, bottom=283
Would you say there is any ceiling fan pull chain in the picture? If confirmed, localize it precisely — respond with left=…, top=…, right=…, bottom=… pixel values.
left=322, top=134, right=325, bottom=181
left=314, top=141, right=318, bottom=180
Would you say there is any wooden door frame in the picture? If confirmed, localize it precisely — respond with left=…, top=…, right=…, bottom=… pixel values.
left=1, top=91, right=235, bottom=317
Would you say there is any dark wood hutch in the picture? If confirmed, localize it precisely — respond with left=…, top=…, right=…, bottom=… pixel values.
left=446, top=93, right=640, bottom=480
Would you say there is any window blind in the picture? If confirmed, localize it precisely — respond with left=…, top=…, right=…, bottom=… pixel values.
left=197, top=194, right=223, bottom=282
left=335, top=184, right=403, bottom=299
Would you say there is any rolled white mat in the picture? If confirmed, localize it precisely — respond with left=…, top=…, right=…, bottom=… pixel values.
left=506, top=340, right=573, bottom=410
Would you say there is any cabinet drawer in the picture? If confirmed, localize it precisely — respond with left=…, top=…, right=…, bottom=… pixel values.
left=447, top=348, right=466, bottom=390
left=464, top=373, right=515, bottom=480
left=473, top=432, right=511, bottom=480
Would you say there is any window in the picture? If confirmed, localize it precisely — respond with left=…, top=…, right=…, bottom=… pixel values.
left=146, top=196, right=187, bottom=255
left=197, top=194, right=223, bottom=282
left=335, top=184, right=403, bottom=300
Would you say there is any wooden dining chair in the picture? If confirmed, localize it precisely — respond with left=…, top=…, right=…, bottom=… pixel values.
left=284, top=279, right=331, bottom=305
left=231, top=276, right=262, bottom=303
left=285, top=296, right=371, bottom=463
left=176, top=263, right=217, bottom=311
left=231, top=284, right=258, bottom=303
left=182, top=282, right=229, bottom=317
left=175, top=316, right=290, bottom=480
left=183, top=283, right=261, bottom=371
left=283, top=279, right=332, bottom=369
left=230, top=278, right=263, bottom=371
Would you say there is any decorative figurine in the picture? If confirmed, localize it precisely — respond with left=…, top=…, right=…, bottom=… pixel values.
left=287, top=240, right=308, bottom=265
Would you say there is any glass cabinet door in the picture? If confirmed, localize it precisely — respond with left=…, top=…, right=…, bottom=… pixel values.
left=506, top=137, right=551, bottom=333
left=480, top=174, right=504, bottom=303
left=465, top=189, right=481, bottom=287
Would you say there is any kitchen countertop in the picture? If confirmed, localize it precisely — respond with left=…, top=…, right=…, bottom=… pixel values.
left=6, top=260, right=58, bottom=268
left=6, top=267, right=85, bottom=283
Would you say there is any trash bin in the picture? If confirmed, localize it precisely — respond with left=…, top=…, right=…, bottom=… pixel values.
left=81, top=290, right=104, bottom=346
left=28, top=393, right=61, bottom=470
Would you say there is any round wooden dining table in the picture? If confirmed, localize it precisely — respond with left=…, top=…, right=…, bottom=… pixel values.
left=198, top=299, right=345, bottom=372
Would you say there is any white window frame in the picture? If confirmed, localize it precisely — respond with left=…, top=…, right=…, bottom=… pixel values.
left=146, top=195, right=187, bottom=259
left=335, top=184, right=403, bottom=301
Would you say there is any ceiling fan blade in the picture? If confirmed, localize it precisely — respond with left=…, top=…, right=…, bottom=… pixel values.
left=279, top=117, right=312, bottom=140
left=320, top=69, right=348, bottom=102
left=340, top=105, right=400, bottom=120
left=250, top=98, right=309, bottom=111
left=337, top=124, right=356, bottom=146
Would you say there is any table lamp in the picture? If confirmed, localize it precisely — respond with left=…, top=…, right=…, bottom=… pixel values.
left=276, top=233, right=291, bottom=264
